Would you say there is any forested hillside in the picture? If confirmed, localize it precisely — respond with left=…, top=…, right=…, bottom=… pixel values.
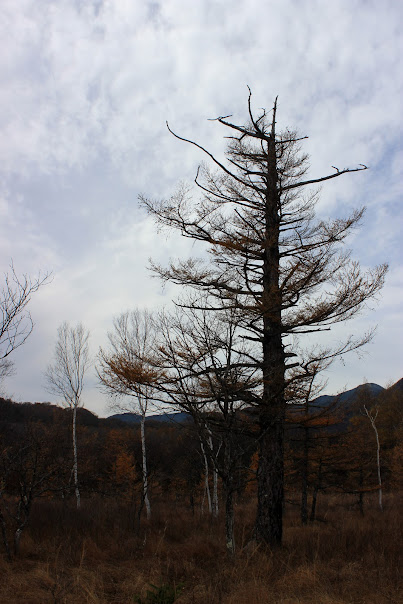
left=1, top=379, right=401, bottom=541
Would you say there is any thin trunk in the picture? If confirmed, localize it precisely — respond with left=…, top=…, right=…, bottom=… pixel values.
left=13, top=498, right=30, bottom=556
left=212, top=465, right=219, bottom=518
left=13, top=528, right=22, bottom=556
left=224, top=437, right=235, bottom=556
left=207, top=431, right=219, bottom=518
left=377, top=443, right=382, bottom=511
left=0, top=508, right=11, bottom=561
left=72, top=404, right=80, bottom=509
left=140, top=413, right=151, bottom=519
left=301, top=426, right=309, bottom=525
left=225, top=484, right=235, bottom=556
left=310, top=458, right=322, bottom=522
left=358, top=466, right=364, bottom=516
left=200, top=440, right=212, bottom=515
left=363, top=406, right=382, bottom=511
left=310, top=487, right=318, bottom=522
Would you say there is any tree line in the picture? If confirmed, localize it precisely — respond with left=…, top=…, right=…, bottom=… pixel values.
left=0, top=380, right=401, bottom=560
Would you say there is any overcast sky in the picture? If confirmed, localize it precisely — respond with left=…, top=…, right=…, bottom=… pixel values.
left=1, top=0, right=402, bottom=416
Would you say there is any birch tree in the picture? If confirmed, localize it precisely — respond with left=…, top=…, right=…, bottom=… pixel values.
left=362, top=404, right=383, bottom=511
left=45, top=322, right=90, bottom=509
left=141, top=91, right=387, bottom=546
left=97, top=310, right=158, bottom=520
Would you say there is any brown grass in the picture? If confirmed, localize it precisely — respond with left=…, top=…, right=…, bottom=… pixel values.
left=0, top=493, right=401, bottom=603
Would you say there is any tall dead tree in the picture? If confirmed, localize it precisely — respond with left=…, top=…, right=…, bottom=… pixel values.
left=141, top=92, right=387, bottom=546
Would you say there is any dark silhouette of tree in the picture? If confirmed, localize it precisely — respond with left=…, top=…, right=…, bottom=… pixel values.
left=141, top=91, right=387, bottom=546
left=0, top=423, right=67, bottom=559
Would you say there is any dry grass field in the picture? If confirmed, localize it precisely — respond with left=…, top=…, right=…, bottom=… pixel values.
left=0, top=493, right=401, bottom=603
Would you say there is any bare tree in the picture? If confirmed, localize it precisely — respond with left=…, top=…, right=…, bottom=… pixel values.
left=141, top=91, right=387, bottom=546
left=0, top=262, right=50, bottom=388
left=154, top=306, right=259, bottom=555
left=45, top=322, right=90, bottom=509
left=362, top=404, right=383, bottom=511
left=0, top=423, right=66, bottom=560
left=97, top=310, right=159, bottom=520
left=200, top=424, right=221, bottom=518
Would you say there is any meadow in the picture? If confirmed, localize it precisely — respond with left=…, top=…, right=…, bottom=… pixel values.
left=0, top=492, right=401, bottom=604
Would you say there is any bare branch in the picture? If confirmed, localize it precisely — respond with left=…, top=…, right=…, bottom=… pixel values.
left=1, top=263, right=51, bottom=362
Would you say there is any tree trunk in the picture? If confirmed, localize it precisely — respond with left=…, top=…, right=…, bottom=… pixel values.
left=310, top=488, right=318, bottom=522
left=212, top=464, right=219, bottom=518
left=301, top=426, right=309, bottom=525
left=0, top=508, right=11, bottom=561
left=255, top=407, right=285, bottom=545
left=72, top=404, right=80, bottom=510
left=223, top=437, right=235, bottom=555
left=13, top=498, right=30, bottom=557
left=254, top=121, right=286, bottom=547
left=363, top=406, right=382, bottom=511
left=376, top=457, right=382, bottom=510
left=207, top=431, right=219, bottom=517
left=140, top=413, right=151, bottom=520
left=13, top=528, right=22, bottom=556
left=225, top=484, right=235, bottom=556
left=358, top=466, right=364, bottom=516
left=374, top=422, right=383, bottom=511
left=310, top=458, right=322, bottom=522
left=200, top=440, right=212, bottom=515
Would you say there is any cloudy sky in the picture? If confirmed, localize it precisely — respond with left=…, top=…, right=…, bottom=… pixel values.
left=1, top=0, right=402, bottom=416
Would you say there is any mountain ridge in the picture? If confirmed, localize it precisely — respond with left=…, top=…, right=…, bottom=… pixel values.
left=109, top=381, right=395, bottom=424
left=1, top=379, right=400, bottom=426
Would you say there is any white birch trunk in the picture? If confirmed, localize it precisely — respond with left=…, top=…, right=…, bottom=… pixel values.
left=141, top=412, right=151, bottom=519
left=363, top=405, right=383, bottom=511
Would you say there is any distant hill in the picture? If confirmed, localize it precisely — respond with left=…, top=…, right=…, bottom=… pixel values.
left=391, top=377, right=403, bottom=392
left=108, top=411, right=192, bottom=425
left=108, top=382, right=392, bottom=425
left=312, top=382, right=385, bottom=409
left=0, top=398, right=118, bottom=429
